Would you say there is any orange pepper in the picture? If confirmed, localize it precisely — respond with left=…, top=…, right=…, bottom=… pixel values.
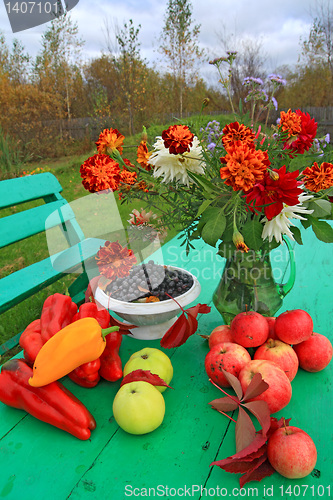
left=29, top=318, right=119, bottom=387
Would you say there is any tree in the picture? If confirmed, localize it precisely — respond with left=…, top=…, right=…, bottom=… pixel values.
left=215, top=26, right=268, bottom=110
left=33, top=12, right=84, bottom=121
left=302, top=0, right=333, bottom=73
left=288, top=0, right=333, bottom=107
left=116, top=19, right=148, bottom=135
left=159, top=0, right=204, bottom=117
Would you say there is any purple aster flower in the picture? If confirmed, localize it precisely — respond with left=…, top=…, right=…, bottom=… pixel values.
left=271, top=96, right=278, bottom=110
left=207, top=142, right=216, bottom=152
left=268, top=74, right=287, bottom=86
left=243, top=76, right=264, bottom=86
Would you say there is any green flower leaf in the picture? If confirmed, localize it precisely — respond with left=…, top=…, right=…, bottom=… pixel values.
left=307, top=199, right=332, bottom=217
left=201, top=209, right=226, bottom=247
left=289, top=225, right=303, bottom=245
left=187, top=171, right=219, bottom=195
left=308, top=216, right=333, bottom=243
left=196, top=198, right=216, bottom=218
left=241, top=219, right=264, bottom=251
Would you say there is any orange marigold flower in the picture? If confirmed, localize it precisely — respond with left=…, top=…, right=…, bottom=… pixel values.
left=137, top=141, right=151, bottom=171
left=80, top=154, right=121, bottom=193
left=120, top=167, right=137, bottom=185
left=96, top=128, right=125, bottom=155
left=220, top=142, right=270, bottom=191
left=162, top=125, right=194, bottom=155
left=278, top=109, right=302, bottom=138
left=95, top=240, right=136, bottom=280
left=135, top=180, right=149, bottom=193
left=303, top=162, right=333, bottom=192
left=222, top=122, right=255, bottom=149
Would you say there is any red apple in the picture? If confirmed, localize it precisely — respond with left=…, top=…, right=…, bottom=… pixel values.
left=293, top=332, right=333, bottom=372
left=230, top=311, right=269, bottom=348
left=238, top=359, right=292, bottom=413
left=205, top=342, right=251, bottom=387
left=254, top=338, right=299, bottom=381
left=266, top=316, right=277, bottom=340
left=267, top=425, right=317, bottom=478
left=275, top=309, right=313, bottom=345
left=208, top=325, right=233, bottom=349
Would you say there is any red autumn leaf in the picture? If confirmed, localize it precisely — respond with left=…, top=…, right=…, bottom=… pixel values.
left=209, top=396, right=239, bottom=413
left=239, top=456, right=275, bottom=488
left=242, top=372, right=269, bottom=402
left=231, top=434, right=267, bottom=460
left=220, top=369, right=243, bottom=401
left=186, top=303, right=211, bottom=317
left=265, top=416, right=292, bottom=439
left=242, top=401, right=271, bottom=438
left=160, top=313, right=188, bottom=348
left=211, top=438, right=267, bottom=470
left=236, top=406, right=257, bottom=453
left=211, top=451, right=267, bottom=474
left=120, top=369, right=173, bottom=389
left=160, top=302, right=211, bottom=349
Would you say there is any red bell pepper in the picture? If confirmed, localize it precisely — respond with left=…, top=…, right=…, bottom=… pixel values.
left=40, top=293, right=78, bottom=343
left=68, top=359, right=101, bottom=388
left=0, top=359, right=96, bottom=440
left=19, top=319, right=43, bottom=365
left=68, top=302, right=111, bottom=388
left=72, top=302, right=110, bottom=328
left=99, top=330, right=123, bottom=382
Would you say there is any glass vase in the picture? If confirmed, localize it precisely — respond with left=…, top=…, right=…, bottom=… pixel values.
left=213, top=239, right=296, bottom=324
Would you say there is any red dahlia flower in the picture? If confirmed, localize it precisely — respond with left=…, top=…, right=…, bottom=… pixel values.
left=280, top=109, right=317, bottom=156
left=246, top=165, right=303, bottom=220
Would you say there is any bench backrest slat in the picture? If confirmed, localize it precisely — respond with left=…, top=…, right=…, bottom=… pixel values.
left=0, top=199, right=84, bottom=248
left=0, top=172, right=63, bottom=209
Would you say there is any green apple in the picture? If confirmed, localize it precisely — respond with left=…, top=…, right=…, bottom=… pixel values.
left=123, top=347, right=173, bottom=393
left=112, top=381, right=165, bottom=435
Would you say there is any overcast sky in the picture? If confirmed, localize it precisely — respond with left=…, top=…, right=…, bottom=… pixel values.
left=0, top=0, right=317, bottom=85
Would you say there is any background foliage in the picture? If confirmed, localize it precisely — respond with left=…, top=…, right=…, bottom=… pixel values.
left=0, top=0, right=332, bottom=171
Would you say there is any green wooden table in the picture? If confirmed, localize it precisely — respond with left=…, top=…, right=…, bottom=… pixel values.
left=0, top=226, right=332, bottom=500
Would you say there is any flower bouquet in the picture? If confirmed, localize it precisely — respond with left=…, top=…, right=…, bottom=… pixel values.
left=79, top=57, right=333, bottom=323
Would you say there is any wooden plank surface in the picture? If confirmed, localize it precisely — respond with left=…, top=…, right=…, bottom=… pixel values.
left=0, top=228, right=332, bottom=500
left=0, top=173, right=63, bottom=209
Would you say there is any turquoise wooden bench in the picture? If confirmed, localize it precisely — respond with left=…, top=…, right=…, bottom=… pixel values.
left=0, top=172, right=105, bottom=354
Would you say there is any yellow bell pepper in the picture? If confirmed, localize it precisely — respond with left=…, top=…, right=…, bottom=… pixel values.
left=29, top=317, right=119, bottom=387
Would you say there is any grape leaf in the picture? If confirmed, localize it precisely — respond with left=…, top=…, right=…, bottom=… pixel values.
left=236, top=407, right=257, bottom=453
left=239, top=456, right=275, bottom=488
left=242, top=401, right=271, bottom=437
left=120, top=369, right=173, bottom=389
left=209, top=397, right=239, bottom=413
left=160, top=302, right=211, bottom=348
left=218, top=369, right=243, bottom=401
left=210, top=416, right=292, bottom=487
left=242, top=373, right=269, bottom=401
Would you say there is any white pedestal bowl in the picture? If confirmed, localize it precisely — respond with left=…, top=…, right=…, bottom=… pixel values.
left=94, top=266, right=201, bottom=340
